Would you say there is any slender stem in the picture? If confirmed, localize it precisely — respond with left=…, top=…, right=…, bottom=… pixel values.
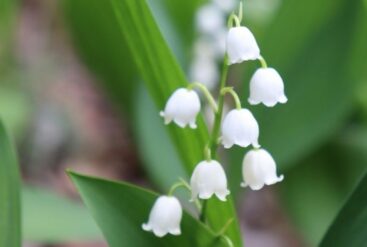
left=209, top=55, right=229, bottom=158
left=199, top=200, right=207, bottom=222
left=227, top=13, right=240, bottom=28
left=221, top=235, right=234, bottom=247
left=217, top=218, right=234, bottom=236
left=204, top=144, right=212, bottom=162
left=168, top=180, right=191, bottom=196
left=259, top=56, right=268, bottom=68
left=238, top=1, right=243, bottom=23
left=221, top=87, right=242, bottom=110
left=188, top=82, right=218, bottom=112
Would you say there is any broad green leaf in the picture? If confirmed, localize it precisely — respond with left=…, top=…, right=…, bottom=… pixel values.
left=22, top=186, right=102, bottom=243
left=0, top=120, right=21, bottom=247
left=320, top=171, right=367, bottom=247
left=68, top=171, right=229, bottom=247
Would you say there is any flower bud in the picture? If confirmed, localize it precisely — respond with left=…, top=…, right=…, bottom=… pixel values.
left=190, top=160, right=230, bottom=201
left=249, top=68, right=288, bottom=107
left=160, top=88, right=201, bottom=129
left=241, top=148, right=284, bottom=190
left=142, top=196, right=182, bottom=237
left=221, top=109, right=260, bottom=149
left=226, top=26, right=260, bottom=65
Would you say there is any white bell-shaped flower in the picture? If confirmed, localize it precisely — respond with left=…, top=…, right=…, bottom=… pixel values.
left=249, top=68, right=288, bottom=107
left=160, top=88, right=201, bottom=129
left=190, top=160, right=230, bottom=201
left=196, top=4, right=225, bottom=35
left=241, top=148, right=284, bottom=190
left=221, top=109, right=260, bottom=149
left=226, top=26, right=260, bottom=65
left=142, top=196, right=182, bottom=237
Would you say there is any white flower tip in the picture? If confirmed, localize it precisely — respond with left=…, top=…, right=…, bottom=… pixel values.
left=170, top=228, right=181, bottom=236
left=153, top=229, right=167, bottom=238
left=248, top=98, right=260, bottom=105
left=240, top=182, right=247, bottom=188
left=279, top=95, right=288, bottom=104
left=216, top=190, right=230, bottom=201
left=189, top=122, right=197, bottom=129
left=142, top=223, right=151, bottom=231
left=252, top=142, right=261, bottom=149
left=159, top=111, right=165, bottom=117
left=198, top=192, right=213, bottom=200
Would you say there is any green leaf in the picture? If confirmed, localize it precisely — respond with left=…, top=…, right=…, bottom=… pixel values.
left=22, top=186, right=102, bottom=243
left=62, top=0, right=137, bottom=112
left=320, top=171, right=367, bottom=247
left=133, top=85, right=186, bottom=191
left=68, top=171, right=229, bottom=247
left=0, top=120, right=21, bottom=247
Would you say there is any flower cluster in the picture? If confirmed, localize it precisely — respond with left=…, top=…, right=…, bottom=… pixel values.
left=143, top=2, right=287, bottom=238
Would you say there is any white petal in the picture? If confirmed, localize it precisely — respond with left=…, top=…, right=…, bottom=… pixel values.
left=249, top=68, right=287, bottom=107
left=242, top=149, right=283, bottom=190
left=142, top=196, right=182, bottom=237
left=161, top=88, right=201, bottom=128
left=226, top=26, right=260, bottom=65
left=190, top=160, right=230, bottom=201
left=221, top=109, right=260, bottom=149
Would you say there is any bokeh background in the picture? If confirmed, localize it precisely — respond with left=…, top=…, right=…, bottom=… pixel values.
left=1, top=0, right=367, bottom=246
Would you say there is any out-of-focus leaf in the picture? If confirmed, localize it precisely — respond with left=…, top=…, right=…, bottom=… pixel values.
left=68, top=171, right=229, bottom=247
left=22, top=186, right=102, bottom=243
left=281, top=125, right=367, bottom=245
left=280, top=154, right=345, bottom=245
left=62, top=0, right=136, bottom=112
left=320, top=171, right=367, bottom=247
left=133, top=86, right=186, bottom=191
left=0, top=120, right=21, bottom=247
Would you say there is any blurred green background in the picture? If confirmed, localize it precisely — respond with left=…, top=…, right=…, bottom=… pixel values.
left=1, top=0, right=367, bottom=246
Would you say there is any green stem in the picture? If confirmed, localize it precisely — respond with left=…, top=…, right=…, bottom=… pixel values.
left=209, top=55, right=230, bottom=158
left=188, top=82, right=218, bottom=113
left=221, top=87, right=242, bottom=110
left=259, top=56, right=268, bottom=68
left=227, top=13, right=240, bottom=28
left=238, top=1, right=243, bottom=23
left=204, top=144, right=212, bottom=162
left=199, top=200, right=207, bottom=222
left=168, top=180, right=191, bottom=196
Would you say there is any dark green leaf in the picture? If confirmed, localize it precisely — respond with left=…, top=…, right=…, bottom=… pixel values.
left=68, top=171, right=229, bottom=247
left=0, top=120, right=21, bottom=247
left=320, top=171, right=367, bottom=247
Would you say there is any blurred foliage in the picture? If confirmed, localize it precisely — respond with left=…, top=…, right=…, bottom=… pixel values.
left=0, top=121, right=21, bottom=247
left=320, top=170, right=367, bottom=247
left=22, top=186, right=102, bottom=243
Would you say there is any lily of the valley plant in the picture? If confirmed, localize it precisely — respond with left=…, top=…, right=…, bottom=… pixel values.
left=143, top=1, right=287, bottom=242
